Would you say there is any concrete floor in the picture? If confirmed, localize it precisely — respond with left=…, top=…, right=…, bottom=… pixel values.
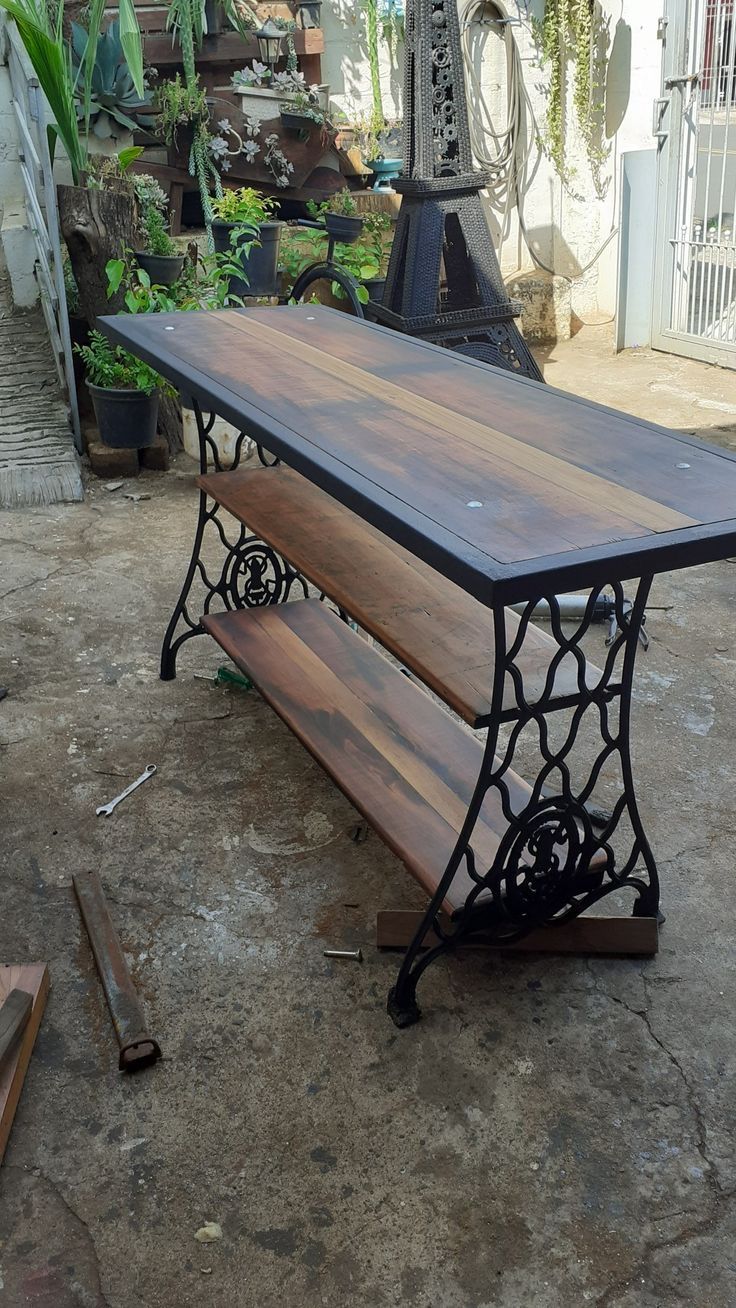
left=1, top=328, right=736, bottom=1307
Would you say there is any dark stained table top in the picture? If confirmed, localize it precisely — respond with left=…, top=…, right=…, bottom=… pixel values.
left=100, top=305, right=736, bottom=604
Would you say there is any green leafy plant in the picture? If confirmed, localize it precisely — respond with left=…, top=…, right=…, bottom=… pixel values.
left=105, top=247, right=247, bottom=311
left=63, top=250, right=80, bottom=316
left=281, top=86, right=325, bottom=126
left=211, top=186, right=277, bottom=226
left=85, top=145, right=144, bottom=191
left=318, top=189, right=358, bottom=218
left=75, top=328, right=163, bottom=393
left=107, top=257, right=183, bottom=311
left=70, top=18, right=154, bottom=141
left=280, top=224, right=383, bottom=306
left=0, top=0, right=144, bottom=184
left=362, top=209, right=392, bottom=267
left=535, top=0, right=610, bottom=196
left=142, top=207, right=177, bottom=256
left=155, top=71, right=209, bottom=146
left=161, top=0, right=223, bottom=236
left=363, top=0, right=384, bottom=150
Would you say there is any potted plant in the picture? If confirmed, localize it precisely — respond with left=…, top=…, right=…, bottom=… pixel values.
left=211, top=187, right=282, bottom=297
left=135, top=207, right=185, bottom=286
left=323, top=188, right=363, bottom=243
left=361, top=209, right=392, bottom=300
left=232, top=62, right=329, bottom=127
left=280, top=85, right=326, bottom=135
left=75, top=329, right=164, bottom=449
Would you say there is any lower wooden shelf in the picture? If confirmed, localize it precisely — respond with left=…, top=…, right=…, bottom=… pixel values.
left=203, top=599, right=603, bottom=916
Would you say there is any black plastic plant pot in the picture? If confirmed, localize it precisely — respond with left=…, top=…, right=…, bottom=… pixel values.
left=324, top=212, right=364, bottom=244
left=134, top=251, right=185, bottom=287
left=280, top=109, right=314, bottom=136
left=88, top=383, right=159, bottom=449
left=363, top=277, right=386, bottom=301
left=212, top=219, right=283, bottom=298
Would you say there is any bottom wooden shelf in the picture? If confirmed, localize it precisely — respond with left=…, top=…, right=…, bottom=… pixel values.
left=203, top=599, right=604, bottom=916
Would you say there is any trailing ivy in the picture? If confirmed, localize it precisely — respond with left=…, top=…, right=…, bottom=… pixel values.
left=364, top=0, right=385, bottom=146
left=165, top=0, right=223, bottom=241
left=536, top=0, right=609, bottom=196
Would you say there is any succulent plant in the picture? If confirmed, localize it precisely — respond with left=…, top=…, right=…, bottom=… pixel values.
left=71, top=19, right=155, bottom=140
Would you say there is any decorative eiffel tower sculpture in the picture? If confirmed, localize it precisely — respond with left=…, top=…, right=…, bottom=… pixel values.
left=371, top=0, right=543, bottom=381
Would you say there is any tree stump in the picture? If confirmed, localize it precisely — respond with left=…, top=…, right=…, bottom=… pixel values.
left=58, top=184, right=182, bottom=452
left=57, top=184, right=138, bottom=325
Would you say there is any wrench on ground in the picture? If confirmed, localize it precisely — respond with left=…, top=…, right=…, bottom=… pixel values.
left=96, top=764, right=157, bottom=817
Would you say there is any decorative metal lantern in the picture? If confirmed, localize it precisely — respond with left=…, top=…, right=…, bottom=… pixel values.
left=255, top=17, right=286, bottom=73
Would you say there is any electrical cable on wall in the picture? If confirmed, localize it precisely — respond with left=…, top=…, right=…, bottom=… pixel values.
left=459, top=0, right=618, bottom=288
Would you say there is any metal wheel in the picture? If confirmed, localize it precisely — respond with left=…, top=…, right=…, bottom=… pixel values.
left=290, top=261, right=366, bottom=317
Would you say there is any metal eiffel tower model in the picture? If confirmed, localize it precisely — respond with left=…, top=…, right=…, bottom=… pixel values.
left=370, top=0, right=543, bottom=381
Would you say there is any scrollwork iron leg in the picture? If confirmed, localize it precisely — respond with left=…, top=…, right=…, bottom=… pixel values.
left=387, top=578, right=660, bottom=1027
left=160, top=397, right=304, bottom=680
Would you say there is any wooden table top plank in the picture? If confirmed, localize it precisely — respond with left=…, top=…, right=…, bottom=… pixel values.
left=100, top=306, right=736, bottom=602
left=221, top=314, right=694, bottom=535
left=175, top=313, right=678, bottom=549
left=259, top=309, right=736, bottom=522
left=147, top=315, right=667, bottom=560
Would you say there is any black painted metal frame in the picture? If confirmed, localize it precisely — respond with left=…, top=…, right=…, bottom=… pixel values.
left=160, top=400, right=307, bottom=680
left=164, top=404, right=659, bottom=1028
left=287, top=225, right=367, bottom=318
left=387, top=578, right=658, bottom=1026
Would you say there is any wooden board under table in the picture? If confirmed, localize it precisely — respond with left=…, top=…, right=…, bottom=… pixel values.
left=203, top=600, right=606, bottom=915
left=200, top=465, right=604, bottom=726
left=100, top=306, right=736, bottom=606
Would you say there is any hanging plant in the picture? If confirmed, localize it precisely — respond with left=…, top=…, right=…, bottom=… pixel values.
left=535, top=0, right=609, bottom=197
left=363, top=0, right=385, bottom=146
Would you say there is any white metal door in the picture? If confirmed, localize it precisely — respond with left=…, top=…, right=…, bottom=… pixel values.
left=653, top=0, right=736, bottom=366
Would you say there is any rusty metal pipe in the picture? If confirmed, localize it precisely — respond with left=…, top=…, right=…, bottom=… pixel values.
left=73, top=871, right=161, bottom=1072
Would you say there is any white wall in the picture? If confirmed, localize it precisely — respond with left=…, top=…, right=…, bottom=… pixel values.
left=322, top=0, right=404, bottom=122
left=320, top=0, right=664, bottom=320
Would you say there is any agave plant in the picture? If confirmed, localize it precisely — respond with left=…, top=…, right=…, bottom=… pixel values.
left=71, top=20, right=155, bottom=141
left=0, top=0, right=144, bottom=183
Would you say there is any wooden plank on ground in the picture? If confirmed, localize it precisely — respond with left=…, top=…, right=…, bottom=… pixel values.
left=375, top=910, right=659, bottom=954
left=0, top=964, right=50, bottom=1164
left=0, top=990, right=33, bottom=1071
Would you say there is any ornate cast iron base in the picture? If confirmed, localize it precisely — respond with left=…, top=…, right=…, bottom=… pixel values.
left=386, top=580, right=659, bottom=1027
left=163, top=411, right=659, bottom=1029
left=160, top=399, right=306, bottom=681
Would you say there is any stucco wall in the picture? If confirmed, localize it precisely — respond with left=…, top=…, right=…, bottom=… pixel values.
left=0, top=4, right=665, bottom=322
left=321, top=0, right=664, bottom=322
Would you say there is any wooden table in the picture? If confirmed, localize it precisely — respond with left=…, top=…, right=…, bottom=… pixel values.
left=100, top=306, right=736, bottom=1026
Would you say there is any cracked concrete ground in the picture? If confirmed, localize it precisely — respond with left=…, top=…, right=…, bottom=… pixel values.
left=1, top=327, right=735, bottom=1307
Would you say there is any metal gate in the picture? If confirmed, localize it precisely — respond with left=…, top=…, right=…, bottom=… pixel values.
left=5, top=23, right=82, bottom=448
left=653, top=0, right=736, bottom=366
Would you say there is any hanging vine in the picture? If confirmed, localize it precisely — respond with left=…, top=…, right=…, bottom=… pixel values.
left=364, top=0, right=385, bottom=146
left=165, top=0, right=223, bottom=241
left=536, top=0, right=610, bottom=197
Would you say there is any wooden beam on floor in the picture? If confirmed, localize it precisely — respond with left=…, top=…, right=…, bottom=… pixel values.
left=375, top=911, right=659, bottom=955
left=0, top=964, right=50, bottom=1164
